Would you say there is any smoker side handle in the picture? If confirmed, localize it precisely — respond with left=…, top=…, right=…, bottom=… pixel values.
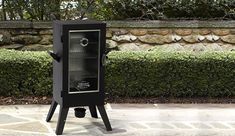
left=102, top=54, right=108, bottom=66
left=48, top=51, right=60, bottom=62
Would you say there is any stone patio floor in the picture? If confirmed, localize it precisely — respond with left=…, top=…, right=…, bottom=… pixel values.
left=1, top=104, right=235, bottom=136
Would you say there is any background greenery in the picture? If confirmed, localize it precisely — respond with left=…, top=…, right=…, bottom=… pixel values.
left=0, top=49, right=52, bottom=96
left=1, top=49, right=235, bottom=98
left=0, top=0, right=234, bottom=21
left=106, top=51, right=235, bottom=98
left=97, top=0, right=235, bottom=20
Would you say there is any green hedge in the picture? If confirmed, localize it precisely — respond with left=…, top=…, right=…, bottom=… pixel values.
left=1, top=49, right=235, bottom=98
left=105, top=51, right=235, bottom=98
left=0, top=49, right=52, bottom=96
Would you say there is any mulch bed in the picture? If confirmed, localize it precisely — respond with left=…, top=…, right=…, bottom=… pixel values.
left=1, top=96, right=235, bottom=105
left=107, top=97, right=235, bottom=104
left=0, top=96, right=52, bottom=105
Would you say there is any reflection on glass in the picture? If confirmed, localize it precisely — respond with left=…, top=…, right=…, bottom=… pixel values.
left=68, top=30, right=99, bottom=93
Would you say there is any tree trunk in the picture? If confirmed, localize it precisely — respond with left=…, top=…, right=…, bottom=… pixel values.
left=54, top=0, right=61, bottom=20
left=40, top=0, right=44, bottom=20
left=2, top=0, right=6, bottom=20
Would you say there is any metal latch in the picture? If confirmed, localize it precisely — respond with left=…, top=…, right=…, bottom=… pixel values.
left=48, top=51, right=61, bottom=62
left=102, top=54, right=108, bottom=66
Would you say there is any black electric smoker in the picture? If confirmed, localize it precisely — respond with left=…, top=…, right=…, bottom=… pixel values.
left=46, top=20, right=112, bottom=135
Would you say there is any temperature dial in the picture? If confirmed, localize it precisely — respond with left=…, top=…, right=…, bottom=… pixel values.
left=80, top=38, right=89, bottom=47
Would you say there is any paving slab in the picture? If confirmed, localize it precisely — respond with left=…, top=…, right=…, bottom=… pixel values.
left=0, top=104, right=235, bottom=136
left=1, top=121, right=49, bottom=132
left=0, top=129, right=48, bottom=136
left=190, top=122, right=212, bottom=129
left=0, top=114, right=28, bottom=124
left=146, top=122, right=174, bottom=129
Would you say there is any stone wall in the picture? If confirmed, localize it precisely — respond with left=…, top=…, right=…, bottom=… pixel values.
left=0, top=21, right=53, bottom=51
left=106, top=21, right=235, bottom=52
left=0, top=21, right=235, bottom=51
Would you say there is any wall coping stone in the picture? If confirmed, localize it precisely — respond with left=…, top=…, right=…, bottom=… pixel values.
left=0, top=21, right=52, bottom=29
left=0, top=20, right=235, bottom=29
left=107, top=20, right=235, bottom=28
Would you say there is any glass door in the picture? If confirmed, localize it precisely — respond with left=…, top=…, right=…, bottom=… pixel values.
left=68, top=30, right=100, bottom=94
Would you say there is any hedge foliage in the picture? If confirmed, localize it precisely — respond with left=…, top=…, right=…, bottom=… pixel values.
left=0, top=49, right=52, bottom=96
left=105, top=51, right=235, bottom=98
left=1, top=49, right=235, bottom=98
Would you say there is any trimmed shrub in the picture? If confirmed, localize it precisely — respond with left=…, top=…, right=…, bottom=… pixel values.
left=1, top=49, right=235, bottom=98
left=105, top=51, right=235, bottom=98
left=0, top=49, right=52, bottom=96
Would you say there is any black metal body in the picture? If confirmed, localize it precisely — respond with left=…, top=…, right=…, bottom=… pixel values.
left=46, top=20, right=112, bottom=135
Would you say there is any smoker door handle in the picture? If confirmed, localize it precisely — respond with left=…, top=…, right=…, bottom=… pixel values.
left=48, top=51, right=60, bottom=62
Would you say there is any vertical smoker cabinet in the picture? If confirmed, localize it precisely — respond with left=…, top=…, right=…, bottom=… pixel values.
left=46, top=20, right=112, bottom=135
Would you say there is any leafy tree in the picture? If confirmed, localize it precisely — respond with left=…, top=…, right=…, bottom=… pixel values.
left=0, top=0, right=234, bottom=20
left=2, top=0, right=61, bottom=20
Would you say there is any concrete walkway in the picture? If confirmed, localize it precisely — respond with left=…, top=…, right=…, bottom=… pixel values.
left=1, top=104, right=235, bottom=136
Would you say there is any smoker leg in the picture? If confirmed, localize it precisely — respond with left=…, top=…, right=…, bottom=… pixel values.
left=55, top=106, right=69, bottom=135
left=89, top=105, right=98, bottom=118
left=97, top=105, right=112, bottom=131
left=46, top=99, right=58, bottom=122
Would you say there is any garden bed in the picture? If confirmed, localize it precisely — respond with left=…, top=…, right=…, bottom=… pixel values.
left=0, top=96, right=52, bottom=105
left=1, top=96, right=235, bottom=105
